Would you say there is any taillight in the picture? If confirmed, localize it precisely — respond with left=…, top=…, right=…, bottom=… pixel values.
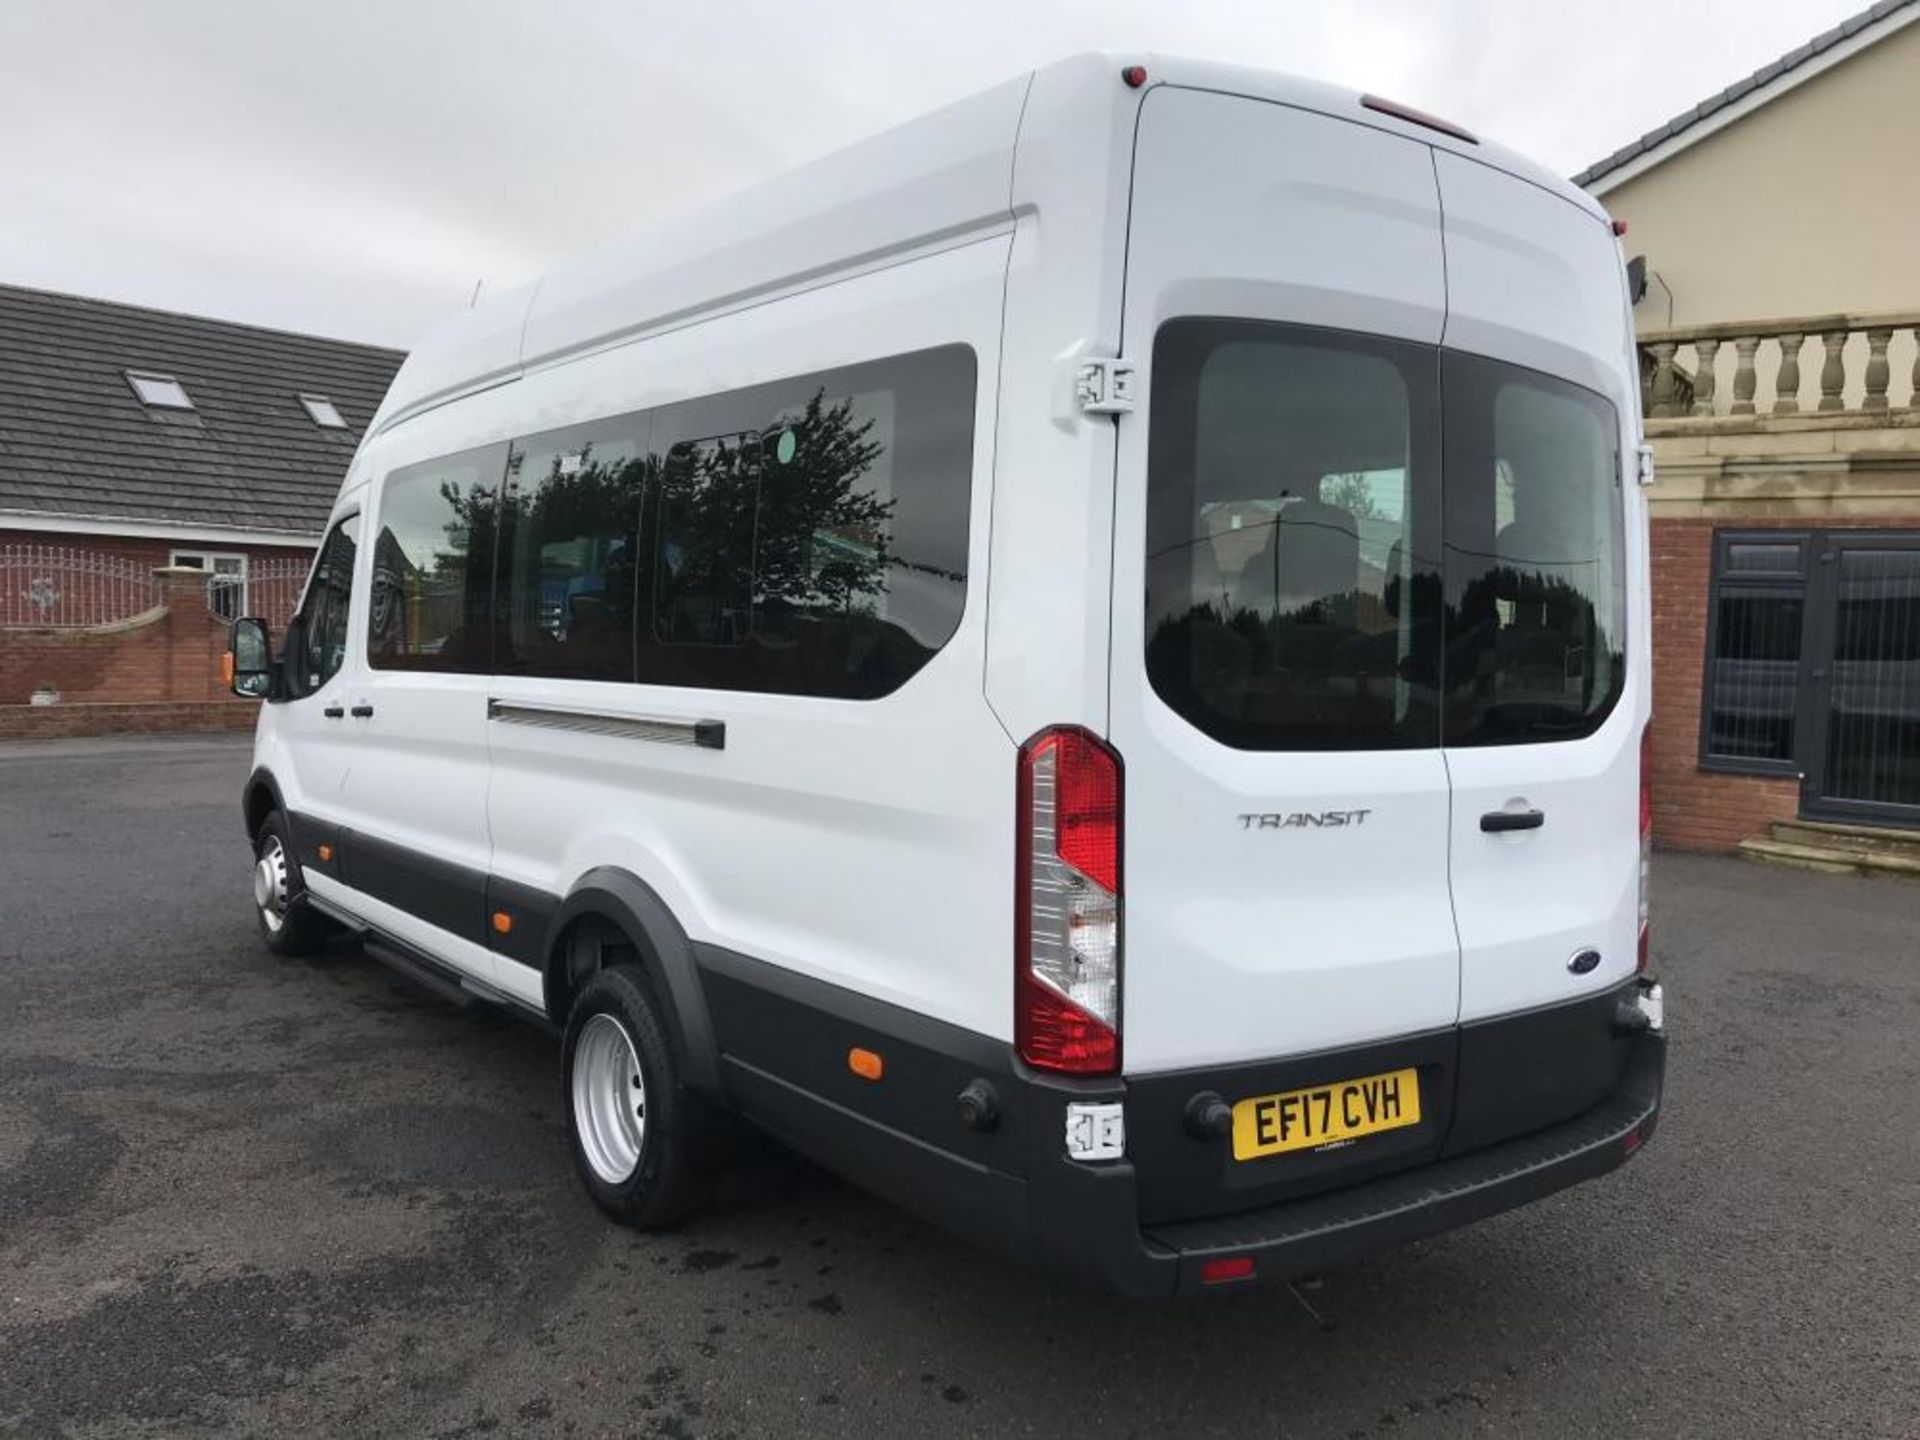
left=1016, top=727, right=1121, bottom=1075
left=1638, top=724, right=1652, bottom=972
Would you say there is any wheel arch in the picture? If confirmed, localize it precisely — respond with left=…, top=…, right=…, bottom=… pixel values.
left=242, top=766, right=286, bottom=841
left=540, top=867, right=723, bottom=1100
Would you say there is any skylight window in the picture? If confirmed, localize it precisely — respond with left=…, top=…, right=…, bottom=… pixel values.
left=125, top=370, right=194, bottom=410
left=299, top=394, right=348, bottom=428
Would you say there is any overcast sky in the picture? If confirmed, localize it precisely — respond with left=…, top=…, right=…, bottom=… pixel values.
left=0, top=0, right=1868, bottom=350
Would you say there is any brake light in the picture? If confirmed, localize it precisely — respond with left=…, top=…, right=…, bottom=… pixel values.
left=1638, top=724, right=1652, bottom=972
left=1016, top=727, right=1122, bottom=1075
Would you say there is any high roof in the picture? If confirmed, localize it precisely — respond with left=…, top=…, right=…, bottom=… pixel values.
left=372, top=53, right=1602, bottom=440
left=0, top=284, right=404, bottom=542
left=1573, top=0, right=1920, bottom=193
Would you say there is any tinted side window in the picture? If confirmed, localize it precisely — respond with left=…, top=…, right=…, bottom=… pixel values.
left=637, top=344, right=976, bottom=699
left=1442, top=353, right=1625, bottom=745
left=366, top=445, right=506, bottom=673
left=498, top=419, right=647, bottom=682
left=292, top=514, right=359, bottom=695
left=653, top=431, right=759, bottom=648
left=1143, top=318, right=1442, bottom=750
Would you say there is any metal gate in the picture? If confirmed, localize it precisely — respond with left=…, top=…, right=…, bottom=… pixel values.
left=1800, top=532, right=1920, bottom=827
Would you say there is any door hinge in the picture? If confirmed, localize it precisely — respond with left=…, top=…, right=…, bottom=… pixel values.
left=1076, top=358, right=1136, bottom=415
left=1636, top=443, right=1657, bottom=487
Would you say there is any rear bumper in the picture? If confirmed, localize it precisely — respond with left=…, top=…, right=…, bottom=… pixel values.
left=1084, top=1027, right=1664, bottom=1296
left=696, top=946, right=1667, bottom=1300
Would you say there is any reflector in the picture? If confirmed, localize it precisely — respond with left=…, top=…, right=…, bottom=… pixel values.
left=1200, top=1255, right=1256, bottom=1285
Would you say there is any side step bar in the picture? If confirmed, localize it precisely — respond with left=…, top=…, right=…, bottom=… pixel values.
left=304, top=892, right=552, bottom=1029
left=363, top=937, right=476, bottom=1010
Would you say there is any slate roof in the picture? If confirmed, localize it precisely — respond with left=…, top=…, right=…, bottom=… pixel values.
left=0, top=283, right=405, bottom=539
left=1573, top=0, right=1919, bottom=190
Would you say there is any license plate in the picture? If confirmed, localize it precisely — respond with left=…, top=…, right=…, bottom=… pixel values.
left=1231, top=1067, right=1421, bottom=1160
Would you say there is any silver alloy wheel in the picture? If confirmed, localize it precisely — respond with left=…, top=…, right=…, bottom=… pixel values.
left=254, top=833, right=290, bottom=934
left=573, top=1012, right=646, bottom=1184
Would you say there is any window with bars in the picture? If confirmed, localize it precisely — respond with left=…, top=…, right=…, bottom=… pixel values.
left=1700, top=533, right=1809, bottom=773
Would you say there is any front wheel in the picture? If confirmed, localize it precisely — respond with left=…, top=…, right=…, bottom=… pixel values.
left=252, top=811, right=329, bottom=958
left=563, top=966, right=709, bottom=1228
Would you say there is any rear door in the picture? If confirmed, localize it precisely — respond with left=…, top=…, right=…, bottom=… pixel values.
left=1433, top=154, right=1646, bottom=1022
left=1111, top=87, right=1459, bottom=1073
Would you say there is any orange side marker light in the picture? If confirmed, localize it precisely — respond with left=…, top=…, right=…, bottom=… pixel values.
left=491, top=911, right=513, bottom=935
left=317, top=843, right=333, bottom=863
left=848, top=1047, right=884, bottom=1082
left=221, top=650, right=235, bottom=686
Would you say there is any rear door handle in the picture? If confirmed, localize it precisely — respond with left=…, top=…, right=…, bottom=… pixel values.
left=322, top=704, right=345, bottom=719
left=350, top=703, right=375, bottom=719
left=1481, top=808, right=1545, bottom=833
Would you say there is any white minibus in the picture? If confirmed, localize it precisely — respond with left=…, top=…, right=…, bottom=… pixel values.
left=232, top=53, right=1665, bottom=1296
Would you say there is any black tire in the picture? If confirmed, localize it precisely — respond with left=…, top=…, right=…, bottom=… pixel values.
left=561, top=965, right=709, bottom=1228
left=252, top=810, right=329, bottom=958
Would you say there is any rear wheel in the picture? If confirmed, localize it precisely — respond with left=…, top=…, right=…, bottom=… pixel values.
left=563, top=965, right=708, bottom=1228
left=252, top=811, right=328, bottom=958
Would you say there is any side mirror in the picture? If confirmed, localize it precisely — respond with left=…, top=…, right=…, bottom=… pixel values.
left=228, top=617, right=275, bottom=698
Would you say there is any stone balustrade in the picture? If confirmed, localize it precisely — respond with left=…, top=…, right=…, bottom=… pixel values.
left=1639, top=311, right=1920, bottom=419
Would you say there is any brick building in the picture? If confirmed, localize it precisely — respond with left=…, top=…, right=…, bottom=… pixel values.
left=1578, top=0, right=1920, bottom=865
left=0, top=284, right=402, bottom=718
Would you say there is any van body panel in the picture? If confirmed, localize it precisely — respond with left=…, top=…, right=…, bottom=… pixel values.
left=1433, top=153, right=1634, bottom=403
left=981, top=55, right=1145, bottom=742
left=1432, top=154, right=1649, bottom=1022
left=1111, top=86, right=1461, bottom=1074
left=327, top=412, right=512, bottom=990
left=519, top=79, right=1027, bottom=375
left=262, top=487, right=368, bottom=855
left=364, top=284, right=534, bottom=439
left=483, top=235, right=1018, bottom=1041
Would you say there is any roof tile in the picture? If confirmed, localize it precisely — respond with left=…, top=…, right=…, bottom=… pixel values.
left=1573, top=0, right=1919, bottom=188
left=0, top=284, right=404, bottom=537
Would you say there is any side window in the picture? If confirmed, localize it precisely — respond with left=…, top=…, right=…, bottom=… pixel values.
left=1143, top=318, right=1442, bottom=750
left=291, top=514, right=359, bottom=695
left=498, top=419, right=648, bottom=682
left=653, top=431, right=760, bottom=649
left=1441, top=353, right=1626, bottom=745
left=366, top=444, right=507, bottom=673
left=636, top=344, right=976, bottom=699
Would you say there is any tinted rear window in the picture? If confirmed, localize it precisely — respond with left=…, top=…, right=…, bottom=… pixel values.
left=1144, top=319, right=1624, bottom=751
left=1144, top=319, right=1443, bottom=750
left=1441, top=351, right=1626, bottom=745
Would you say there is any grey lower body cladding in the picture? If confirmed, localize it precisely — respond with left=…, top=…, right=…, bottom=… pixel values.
left=695, top=946, right=1664, bottom=1297
left=270, top=801, right=1664, bottom=1296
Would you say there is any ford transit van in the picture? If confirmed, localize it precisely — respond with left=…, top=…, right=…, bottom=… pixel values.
left=232, top=54, right=1666, bottom=1297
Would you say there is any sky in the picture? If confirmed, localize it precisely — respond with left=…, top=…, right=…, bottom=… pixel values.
left=0, top=0, right=1873, bottom=351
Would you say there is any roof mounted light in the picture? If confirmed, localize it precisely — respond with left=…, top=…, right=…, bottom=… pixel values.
left=1121, top=65, right=1148, bottom=89
left=1361, top=94, right=1477, bottom=145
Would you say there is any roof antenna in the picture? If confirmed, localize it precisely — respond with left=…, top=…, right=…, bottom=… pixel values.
left=468, top=278, right=485, bottom=309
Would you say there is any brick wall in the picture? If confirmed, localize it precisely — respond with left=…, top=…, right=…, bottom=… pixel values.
left=0, top=531, right=314, bottom=715
left=0, top=700, right=258, bottom=739
left=1, top=566, right=238, bottom=708
left=1649, top=512, right=1913, bottom=851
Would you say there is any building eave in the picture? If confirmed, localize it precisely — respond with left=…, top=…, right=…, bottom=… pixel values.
left=0, top=509, right=320, bottom=548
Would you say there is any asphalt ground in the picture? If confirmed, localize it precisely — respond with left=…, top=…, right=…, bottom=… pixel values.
left=0, top=734, right=1916, bottom=1439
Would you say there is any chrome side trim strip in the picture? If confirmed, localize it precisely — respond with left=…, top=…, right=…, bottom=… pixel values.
left=486, top=698, right=725, bottom=750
